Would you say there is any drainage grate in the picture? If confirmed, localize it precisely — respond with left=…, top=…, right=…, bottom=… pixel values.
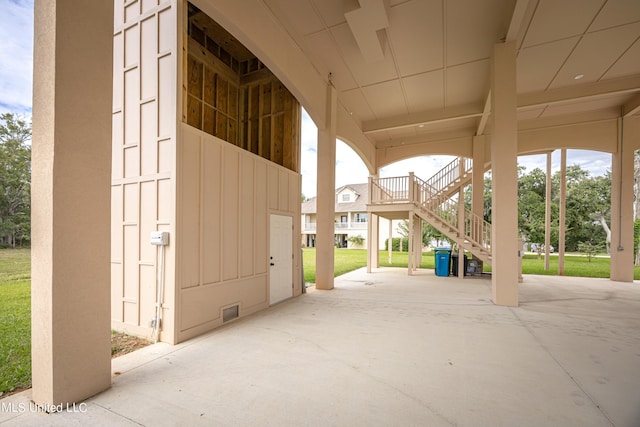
left=222, top=305, right=239, bottom=322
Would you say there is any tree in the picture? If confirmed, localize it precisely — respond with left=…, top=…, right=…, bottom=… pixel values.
left=635, top=219, right=640, bottom=265
left=397, top=219, right=451, bottom=248
left=518, top=167, right=547, bottom=244
left=577, top=241, right=605, bottom=262
left=515, top=164, right=611, bottom=253
left=0, top=113, right=31, bottom=247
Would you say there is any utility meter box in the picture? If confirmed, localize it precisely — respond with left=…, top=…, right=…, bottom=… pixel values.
left=150, top=231, right=169, bottom=246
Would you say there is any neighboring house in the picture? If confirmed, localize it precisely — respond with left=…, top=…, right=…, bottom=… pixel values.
left=302, top=183, right=400, bottom=249
left=302, top=183, right=369, bottom=249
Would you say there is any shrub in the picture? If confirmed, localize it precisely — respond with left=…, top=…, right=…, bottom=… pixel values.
left=384, top=237, right=408, bottom=252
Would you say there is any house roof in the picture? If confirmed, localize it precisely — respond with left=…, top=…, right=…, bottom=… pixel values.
left=301, top=183, right=369, bottom=214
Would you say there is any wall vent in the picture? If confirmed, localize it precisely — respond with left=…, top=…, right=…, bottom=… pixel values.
left=222, top=305, right=239, bottom=322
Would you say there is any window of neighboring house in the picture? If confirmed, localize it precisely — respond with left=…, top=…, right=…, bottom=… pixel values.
left=341, top=215, right=347, bottom=223
left=355, top=213, right=367, bottom=223
left=341, top=194, right=350, bottom=202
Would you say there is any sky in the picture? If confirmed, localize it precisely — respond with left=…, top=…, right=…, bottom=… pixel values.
left=0, top=0, right=33, bottom=116
left=1, top=0, right=611, bottom=198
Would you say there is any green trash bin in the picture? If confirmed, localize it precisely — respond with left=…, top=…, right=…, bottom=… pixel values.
left=434, top=247, right=452, bottom=277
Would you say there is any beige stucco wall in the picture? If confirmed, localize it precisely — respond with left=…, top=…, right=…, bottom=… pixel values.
left=32, top=0, right=114, bottom=406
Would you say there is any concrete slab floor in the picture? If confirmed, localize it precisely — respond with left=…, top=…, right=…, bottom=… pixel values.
left=1, top=268, right=639, bottom=426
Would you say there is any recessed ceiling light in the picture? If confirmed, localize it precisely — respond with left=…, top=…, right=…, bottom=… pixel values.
left=574, top=74, right=584, bottom=80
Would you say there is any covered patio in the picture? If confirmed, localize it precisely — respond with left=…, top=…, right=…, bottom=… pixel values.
left=28, top=0, right=640, bottom=410
left=5, top=268, right=640, bottom=426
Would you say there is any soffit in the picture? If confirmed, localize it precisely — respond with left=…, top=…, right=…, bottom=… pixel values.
left=258, top=0, right=640, bottom=152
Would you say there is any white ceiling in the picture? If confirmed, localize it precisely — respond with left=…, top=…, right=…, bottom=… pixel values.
left=261, top=0, right=640, bottom=148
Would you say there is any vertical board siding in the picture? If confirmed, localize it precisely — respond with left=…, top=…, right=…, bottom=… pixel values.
left=177, top=124, right=301, bottom=341
left=180, top=134, right=200, bottom=289
left=140, top=101, right=158, bottom=175
left=202, top=141, right=221, bottom=284
left=240, top=155, right=255, bottom=278
left=255, top=162, right=268, bottom=275
left=222, top=148, right=240, bottom=281
left=111, top=1, right=176, bottom=340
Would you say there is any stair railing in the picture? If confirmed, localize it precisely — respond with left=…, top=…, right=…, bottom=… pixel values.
left=369, top=176, right=409, bottom=204
left=464, top=210, right=492, bottom=250
left=425, top=157, right=473, bottom=196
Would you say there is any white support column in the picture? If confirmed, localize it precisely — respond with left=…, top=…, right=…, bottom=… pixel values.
left=316, top=84, right=337, bottom=290
left=472, top=136, right=486, bottom=272
left=371, top=213, right=380, bottom=268
left=610, top=117, right=638, bottom=281
left=472, top=136, right=486, bottom=221
left=457, top=188, right=465, bottom=278
left=367, top=207, right=373, bottom=273
left=490, top=41, right=519, bottom=307
left=408, top=212, right=414, bottom=275
left=413, top=215, right=422, bottom=270
left=388, top=219, right=393, bottom=264
left=558, top=149, right=567, bottom=275
left=367, top=176, right=374, bottom=273
left=544, top=152, right=552, bottom=270
left=31, top=0, right=113, bottom=405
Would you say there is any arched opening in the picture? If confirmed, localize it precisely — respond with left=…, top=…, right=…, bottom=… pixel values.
left=518, top=149, right=616, bottom=278
left=300, top=108, right=373, bottom=284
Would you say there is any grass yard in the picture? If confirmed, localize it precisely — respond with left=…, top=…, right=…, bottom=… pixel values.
left=303, top=248, right=640, bottom=283
left=0, top=248, right=31, bottom=397
left=2, top=247, right=638, bottom=396
left=485, top=253, right=640, bottom=280
left=303, top=248, right=435, bottom=283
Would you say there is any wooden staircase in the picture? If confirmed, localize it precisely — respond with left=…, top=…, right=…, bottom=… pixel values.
left=369, top=157, right=492, bottom=266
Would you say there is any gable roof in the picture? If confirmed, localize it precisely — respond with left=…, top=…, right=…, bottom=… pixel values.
left=301, top=183, right=369, bottom=214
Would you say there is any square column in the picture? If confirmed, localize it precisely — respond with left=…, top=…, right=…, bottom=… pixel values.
left=413, top=215, right=422, bottom=270
left=371, top=213, right=380, bottom=268
left=315, top=85, right=337, bottom=290
left=471, top=136, right=486, bottom=220
left=490, top=42, right=519, bottom=307
left=610, top=117, right=638, bottom=281
left=31, top=0, right=113, bottom=405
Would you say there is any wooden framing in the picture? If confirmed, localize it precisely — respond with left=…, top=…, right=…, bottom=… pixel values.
left=184, top=6, right=300, bottom=173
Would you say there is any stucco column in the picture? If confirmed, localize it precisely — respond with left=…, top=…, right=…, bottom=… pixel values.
left=456, top=187, right=464, bottom=277
left=408, top=212, right=414, bottom=275
left=371, top=213, right=380, bottom=268
left=472, top=136, right=486, bottom=220
left=316, top=84, right=337, bottom=289
left=544, top=152, right=552, bottom=270
left=413, top=215, right=422, bottom=270
left=558, top=149, right=567, bottom=275
left=490, top=41, right=519, bottom=307
left=31, top=0, right=113, bottom=405
left=388, top=219, right=393, bottom=264
left=610, top=117, right=638, bottom=281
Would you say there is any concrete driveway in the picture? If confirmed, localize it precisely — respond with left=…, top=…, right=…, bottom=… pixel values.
left=1, top=268, right=639, bottom=426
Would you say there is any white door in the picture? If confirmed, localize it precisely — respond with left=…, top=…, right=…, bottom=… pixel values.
left=270, top=214, right=293, bottom=305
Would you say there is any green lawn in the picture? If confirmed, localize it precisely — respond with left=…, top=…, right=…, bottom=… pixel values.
left=303, top=248, right=640, bottom=283
left=521, top=253, right=640, bottom=279
left=303, top=248, right=435, bottom=283
left=2, top=247, right=638, bottom=396
left=0, top=248, right=31, bottom=397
